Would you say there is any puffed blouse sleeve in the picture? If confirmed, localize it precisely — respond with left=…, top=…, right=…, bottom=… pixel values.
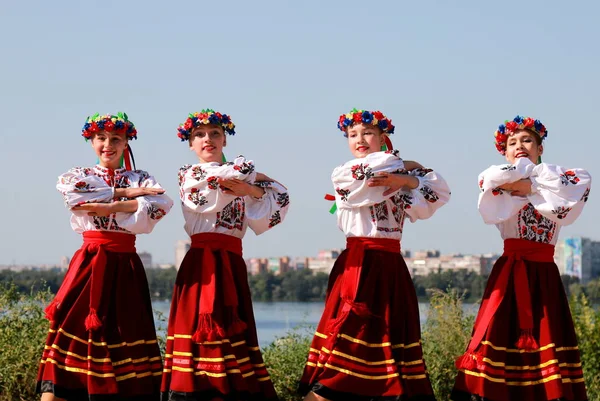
left=403, top=168, right=451, bottom=223
left=179, top=156, right=257, bottom=213
left=527, top=163, right=591, bottom=225
left=56, top=167, right=114, bottom=208
left=114, top=171, right=174, bottom=234
left=478, top=158, right=535, bottom=224
left=246, top=180, right=290, bottom=235
left=332, top=152, right=405, bottom=209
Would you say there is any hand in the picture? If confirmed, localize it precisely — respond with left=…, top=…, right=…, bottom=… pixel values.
left=368, top=172, right=419, bottom=196
left=72, top=203, right=114, bottom=217
left=402, top=160, right=424, bottom=171
left=114, top=187, right=165, bottom=198
left=499, top=179, right=532, bottom=197
left=218, top=178, right=265, bottom=198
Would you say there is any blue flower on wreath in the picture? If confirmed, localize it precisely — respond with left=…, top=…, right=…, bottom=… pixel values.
left=362, top=111, right=373, bottom=124
left=498, top=125, right=505, bottom=134
left=513, top=115, right=523, bottom=124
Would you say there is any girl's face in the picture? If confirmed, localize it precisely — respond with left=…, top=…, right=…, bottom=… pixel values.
left=505, top=130, right=543, bottom=164
left=347, top=123, right=385, bottom=158
left=91, top=131, right=127, bottom=169
left=189, top=125, right=226, bottom=163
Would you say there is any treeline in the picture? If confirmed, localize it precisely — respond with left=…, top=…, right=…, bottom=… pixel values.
left=1, top=267, right=599, bottom=303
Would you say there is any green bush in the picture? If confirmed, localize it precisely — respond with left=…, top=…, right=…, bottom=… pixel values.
left=0, top=283, right=52, bottom=401
left=570, top=293, right=600, bottom=400
left=421, top=289, right=475, bottom=401
left=262, top=326, right=313, bottom=401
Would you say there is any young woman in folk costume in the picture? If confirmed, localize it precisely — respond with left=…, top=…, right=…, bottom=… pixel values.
left=299, top=109, right=451, bottom=401
left=38, top=113, right=174, bottom=401
left=452, top=116, right=591, bottom=401
left=160, top=109, right=290, bottom=401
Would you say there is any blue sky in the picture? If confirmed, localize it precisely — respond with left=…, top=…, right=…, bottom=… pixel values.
left=1, top=0, right=598, bottom=265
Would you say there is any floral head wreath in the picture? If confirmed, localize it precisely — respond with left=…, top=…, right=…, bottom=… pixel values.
left=177, top=109, right=236, bottom=141
left=82, top=112, right=137, bottom=140
left=337, top=108, right=395, bottom=136
left=494, top=115, right=548, bottom=155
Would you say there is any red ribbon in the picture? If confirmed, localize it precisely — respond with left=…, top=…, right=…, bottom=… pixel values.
left=384, top=136, right=393, bottom=151
left=190, top=233, right=246, bottom=342
left=327, top=237, right=401, bottom=336
left=456, top=238, right=555, bottom=369
left=45, top=231, right=136, bottom=331
left=124, top=146, right=132, bottom=171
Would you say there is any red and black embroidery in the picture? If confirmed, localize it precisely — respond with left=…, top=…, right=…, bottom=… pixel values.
left=216, top=198, right=245, bottom=230
left=560, top=170, right=580, bottom=186
left=411, top=168, right=433, bottom=177
left=71, top=167, right=93, bottom=177
left=178, top=165, right=191, bottom=186
left=190, top=166, right=207, bottom=181
left=269, top=210, right=282, bottom=228
left=91, top=216, right=126, bottom=232
left=207, top=176, right=219, bottom=190
left=233, top=160, right=255, bottom=175
left=492, top=187, right=505, bottom=196
left=114, top=175, right=131, bottom=189
left=351, top=164, right=374, bottom=180
left=385, top=149, right=401, bottom=158
left=369, top=201, right=388, bottom=223
left=336, top=187, right=350, bottom=202
left=276, top=192, right=290, bottom=208
left=73, top=181, right=91, bottom=192
left=396, top=193, right=413, bottom=210
left=133, top=170, right=150, bottom=185
left=188, top=188, right=208, bottom=206
left=552, top=206, right=572, bottom=220
left=255, top=181, right=273, bottom=188
left=517, top=203, right=556, bottom=243
left=478, top=179, right=484, bottom=192
left=501, top=164, right=516, bottom=171
left=92, top=216, right=110, bottom=230
left=419, top=186, right=439, bottom=203
left=148, top=205, right=166, bottom=220
left=390, top=192, right=409, bottom=227
left=581, top=188, right=590, bottom=202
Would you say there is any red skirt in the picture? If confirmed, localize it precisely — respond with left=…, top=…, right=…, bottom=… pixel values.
left=37, top=231, right=162, bottom=401
left=298, top=237, right=435, bottom=401
left=161, top=233, right=277, bottom=401
left=452, top=239, right=587, bottom=401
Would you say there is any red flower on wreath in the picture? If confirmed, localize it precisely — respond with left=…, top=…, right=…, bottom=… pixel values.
left=506, top=121, right=518, bottom=131
left=104, top=121, right=115, bottom=131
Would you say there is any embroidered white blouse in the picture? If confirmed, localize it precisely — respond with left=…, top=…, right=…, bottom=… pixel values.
left=179, top=156, right=290, bottom=238
left=478, top=157, right=591, bottom=244
left=57, top=165, right=174, bottom=235
left=332, top=151, right=451, bottom=239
